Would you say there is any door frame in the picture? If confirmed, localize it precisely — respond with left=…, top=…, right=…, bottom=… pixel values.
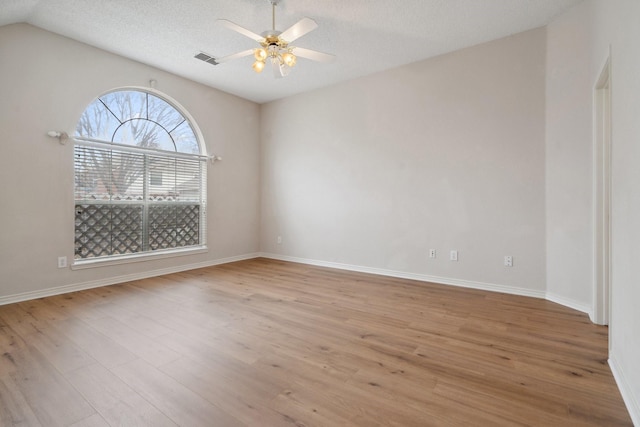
left=592, top=53, right=612, bottom=327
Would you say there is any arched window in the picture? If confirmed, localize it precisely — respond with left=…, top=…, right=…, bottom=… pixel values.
left=73, top=89, right=207, bottom=261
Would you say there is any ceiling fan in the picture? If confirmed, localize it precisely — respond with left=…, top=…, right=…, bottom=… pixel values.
left=195, top=0, right=335, bottom=78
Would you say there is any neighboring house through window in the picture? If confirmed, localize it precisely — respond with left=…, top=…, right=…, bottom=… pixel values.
left=74, top=89, right=207, bottom=262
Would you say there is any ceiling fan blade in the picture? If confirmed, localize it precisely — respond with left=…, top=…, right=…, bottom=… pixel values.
left=292, top=47, right=335, bottom=63
left=218, top=19, right=264, bottom=42
left=214, top=49, right=255, bottom=64
left=279, top=17, right=318, bottom=43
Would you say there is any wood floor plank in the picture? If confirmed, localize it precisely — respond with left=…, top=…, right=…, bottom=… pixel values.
left=0, top=257, right=633, bottom=426
left=44, top=292, right=111, bottom=322
left=82, top=315, right=180, bottom=367
left=5, top=344, right=96, bottom=426
left=101, top=307, right=174, bottom=339
left=269, top=391, right=356, bottom=427
left=23, top=325, right=96, bottom=374
left=111, top=358, right=243, bottom=427
left=158, top=330, right=286, bottom=398
left=0, top=376, right=42, bottom=427
left=66, top=362, right=177, bottom=426
left=67, top=413, right=110, bottom=427
left=54, top=317, right=137, bottom=369
left=0, top=304, right=51, bottom=337
left=159, top=356, right=297, bottom=426
left=16, top=298, right=73, bottom=325
left=0, top=326, right=28, bottom=377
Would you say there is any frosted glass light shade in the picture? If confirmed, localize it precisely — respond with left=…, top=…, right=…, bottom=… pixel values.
left=252, top=60, right=265, bottom=73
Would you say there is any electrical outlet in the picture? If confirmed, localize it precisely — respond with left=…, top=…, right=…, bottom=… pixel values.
left=504, top=256, right=513, bottom=267
left=277, top=236, right=282, bottom=244
left=429, top=249, right=436, bottom=259
left=450, top=250, right=458, bottom=261
left=57, top=256, right=67, bottom=269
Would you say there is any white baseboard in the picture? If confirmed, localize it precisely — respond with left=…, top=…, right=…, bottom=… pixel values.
left=1, top=252, right=592, bottom=319
left=0, top=253, right=261, bottom=306
left=609, top=354, right=640, bottom=426
left=259, top=252, right=547, bottom=300
left=545, top=292, right=593, bottom=317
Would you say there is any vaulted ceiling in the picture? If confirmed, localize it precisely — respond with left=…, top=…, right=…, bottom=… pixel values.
left=1, top=0, right=583, bottom=103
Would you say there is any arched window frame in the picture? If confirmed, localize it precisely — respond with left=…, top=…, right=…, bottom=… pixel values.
left=72, top=87, right=208, bottom=267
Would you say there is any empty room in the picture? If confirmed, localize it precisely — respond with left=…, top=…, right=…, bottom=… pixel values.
left=0, top=0, right=638, bottom=425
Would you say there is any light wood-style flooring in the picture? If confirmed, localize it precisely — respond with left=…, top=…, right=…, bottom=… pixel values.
left=0, top=258, right=632, bottom=426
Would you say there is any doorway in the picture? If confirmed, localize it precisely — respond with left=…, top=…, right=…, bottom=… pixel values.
left=593, top=56, right=611, bottom=327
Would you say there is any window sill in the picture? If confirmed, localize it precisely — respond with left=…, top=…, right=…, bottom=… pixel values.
left=71, top=246, right=208, bottom=270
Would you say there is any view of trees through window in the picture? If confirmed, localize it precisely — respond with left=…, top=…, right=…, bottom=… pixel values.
left=74, top=89, right=206, bottom=260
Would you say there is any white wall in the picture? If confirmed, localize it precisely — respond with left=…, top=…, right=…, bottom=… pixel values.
left=545, top=2, right=594, bottom=312
left=0, top=24, right=261, bottom=300
left=591, top=1, right=640, bottom=424
left=260, top=28, right=547, bottom=295
left=546, top=1, right=640, bottom=423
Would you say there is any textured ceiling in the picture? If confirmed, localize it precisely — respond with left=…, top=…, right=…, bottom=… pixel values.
left=1, top=0, right=583, bottom=103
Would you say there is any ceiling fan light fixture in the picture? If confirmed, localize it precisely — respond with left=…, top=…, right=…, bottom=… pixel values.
left=254, top=48, right=267, bottom=61
left=282, top=51, right=297, bottom=67
left=252, top=60, right=266, bottom=73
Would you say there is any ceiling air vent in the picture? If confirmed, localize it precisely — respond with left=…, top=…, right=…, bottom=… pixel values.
left=194, top=52, right=219, bottom=65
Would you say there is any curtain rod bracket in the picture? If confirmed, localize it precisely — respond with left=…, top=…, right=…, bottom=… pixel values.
left=47, top=131, right=69, bottom=145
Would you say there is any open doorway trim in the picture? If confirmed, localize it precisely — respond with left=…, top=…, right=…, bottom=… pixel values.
left=592, top=51, right=612, bottom=327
